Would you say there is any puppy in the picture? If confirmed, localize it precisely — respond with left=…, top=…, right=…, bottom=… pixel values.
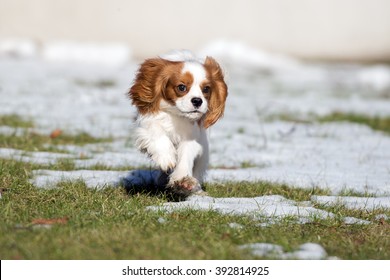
left=129, top=50, right=227, bottom=197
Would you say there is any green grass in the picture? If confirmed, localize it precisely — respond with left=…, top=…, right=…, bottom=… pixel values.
left=317, top=112, right=390, bottom=134
left=269, top=112, right=390, bottom=134
left=205, top=181, right=330, bottom=201
left=1, top=158, right=389, bottom=260
left=0, top=114, right=34, bottom=128
left=239, top=161, right=257, bottom=169
left=0, top=131, right=113, bottom=152
left=0, top=114, right=113, bottom=152
left=31, top=159, right=150, bottom=172
left=74, top=78, right=116, bottom=88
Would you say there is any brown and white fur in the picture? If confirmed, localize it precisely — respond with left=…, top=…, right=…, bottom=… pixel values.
left=129, top=50, right=227, bottom=195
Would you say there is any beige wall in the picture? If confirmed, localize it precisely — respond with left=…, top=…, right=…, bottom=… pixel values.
left=1, top=0, right=390, bottom=62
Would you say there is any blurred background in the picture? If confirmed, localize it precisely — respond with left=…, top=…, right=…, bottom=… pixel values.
left=1, top=0, right=390, bottom=62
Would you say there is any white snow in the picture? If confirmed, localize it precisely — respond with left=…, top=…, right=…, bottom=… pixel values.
left=0, top=38, right=38, bottom=58
left=0, top=148, right=74, bottom=165
left=0, top=38, right=132, bottom=66
left=199, top=40, right=300, bottom=71
left=375, top=214, right=389, bottom=221
left=239, top=243, right=284, bottom=258
left=32, top=169, right=128, bottom=189
left=239, top=242, right=328, bottom=260
left=42, top=41, right=132, bottom=67
left=147, top=194, right=334, bottom=221
left=228, top=223, right=244, bottom=229
left=31, top=169, right=163, bottom=189
left=343, top=217, right=371, bottom=225
left=357, top=66, right=390, bottom=91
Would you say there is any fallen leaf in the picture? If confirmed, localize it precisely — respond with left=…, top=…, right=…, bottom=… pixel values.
left=50, top=129, right=62, bottom=139
left=221, top=232, right=231, bottom=240
left=32, top=217, right=68, bottom=225
left=378, top=217, right=388, bottom=226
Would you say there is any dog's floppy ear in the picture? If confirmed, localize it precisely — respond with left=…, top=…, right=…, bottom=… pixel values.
left=129, top=58, right=171, bottom=115
left=203, top=56, right=228, bottom=128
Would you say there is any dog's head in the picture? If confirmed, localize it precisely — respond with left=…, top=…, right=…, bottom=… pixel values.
left=129, top=51, right=228, bottom=128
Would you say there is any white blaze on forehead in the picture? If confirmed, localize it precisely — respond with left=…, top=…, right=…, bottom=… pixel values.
left=174, top=61, right=209, bottom=117
left=182, top=62, right=207, bottom=85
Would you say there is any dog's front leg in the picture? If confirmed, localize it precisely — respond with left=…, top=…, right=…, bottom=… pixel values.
left=168, top=140, right=203, bottom=192
left=135, top=127, right=177, bottom=173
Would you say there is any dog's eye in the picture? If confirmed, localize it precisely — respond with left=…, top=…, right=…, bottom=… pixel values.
left=177, top=84, right=187, bottom=92
left=202, top=86, right=211, bottom=94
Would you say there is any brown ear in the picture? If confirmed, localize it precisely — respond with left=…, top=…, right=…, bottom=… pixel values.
left=203, top=56, right=228, bottom=128
left=128, top=58, right=171, bottom=115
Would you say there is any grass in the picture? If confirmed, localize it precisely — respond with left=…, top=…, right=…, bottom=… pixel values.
left=317, top=112, right=390, bottom=134
left=269, top=112, right=390, bottom=134
left=30, top=159, right=150, bottom=172
left=0, top=114, right=113, bottom=152
left=1, top=158, right=389, bottom=259
left=239, top=161, right=257, bottom=169
left=205, top=181, right=330, bottom=201
left=0, top=131, right=113, bottom=152
left=0, top=114, right=34, bottom=128
left=74, top=78, right=116, bottom=88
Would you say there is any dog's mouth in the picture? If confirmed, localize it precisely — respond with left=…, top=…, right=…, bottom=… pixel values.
left=182, top=110, right=204, bottom=120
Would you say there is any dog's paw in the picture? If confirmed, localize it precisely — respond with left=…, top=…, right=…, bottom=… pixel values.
left=172, top=176, right=199, bottom=190
left=166, top=176, right=203, bottom=201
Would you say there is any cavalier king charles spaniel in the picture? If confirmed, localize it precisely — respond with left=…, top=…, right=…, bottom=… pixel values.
left=128, top=50, right=227, bottom=198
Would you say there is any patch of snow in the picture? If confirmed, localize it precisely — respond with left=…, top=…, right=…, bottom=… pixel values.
left=0, top=148, right=74, bottom=165
left=343, top=217, right=371, bottom=225
left=42, top=41, right=132, bottom=67
left=312, top=196, right=390, bottom=210
left=31, top=169, right=162, bottom=190
left=0, top=38, right=38, bottom=58
left=357, top=66, right=390, bottom=91
left=239, top=242, right=328, bottom=260
left=199, top=40, right=300, bottom=71
left=0, top=57, right=138, bottom=138
left=228, top=223, right=244, bottom=229
left=32, top=224, right=53, bottom=230
left=74, top=151, right=150, bottom=169
left=375, top=214, right=389, bottom=221
left=208, top=121, right=390, bottom=196
left=0, top=126, right=28, bottom=136
left=283, top=243, right=328, bottom=260
left=147, top=195, right=334, bottom=221
left=31, top=169, right=128, bottom=189
left=239, top=243, right=284, bottom=258
left=0, top=141, right=151, bottom=169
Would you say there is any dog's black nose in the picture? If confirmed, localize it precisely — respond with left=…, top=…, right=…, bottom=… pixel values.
left=191, top=97, right=203, bottom=108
